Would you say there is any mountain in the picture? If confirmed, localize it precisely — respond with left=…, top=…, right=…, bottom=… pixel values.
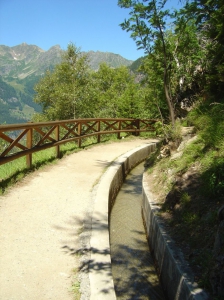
left=0, top=43, right=132, bottom=79
left=129, top=56, right=145, bottom=73
left=0, top=43, right=134, bottom=124
left=85, top=50, right=133, bottom=70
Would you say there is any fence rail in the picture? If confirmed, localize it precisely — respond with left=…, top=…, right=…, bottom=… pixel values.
left=0, top=118, right=157, bottom=168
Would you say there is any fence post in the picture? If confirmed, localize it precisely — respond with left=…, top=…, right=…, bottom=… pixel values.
left=97, top=120, right=101, bottom=143
left=132, top=119, right=140, bottom=136
left=55, top=125, right=60, bottom=158
left=78, top=122, right=82, bottom=148
left=136, top=119, right=140, bottom=136
left=26, top=127, right=33, bottom=168
left=118, top=120, right=121, bottom=139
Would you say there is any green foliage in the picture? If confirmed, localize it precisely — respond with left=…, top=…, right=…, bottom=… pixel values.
left=34, top=43, right=90, bottom=120
left=180, top=192, right=191, bottom=207
left=198, top=0, right=224, bottom=100
left=139, top=55, right=169, bottom=121
left=0, top=75, right=17, bottom=100
left=118, top=0, right=176, bottom=124
left=118, top=0, right=209, bottom=127
left=188, top=103, right=224, bottom=150
left=34, top=47, right=155, bottom=121
left=90, top=63, right=148, bottom=118
left=180, top=0, right=224, bottom=101
left=201, top=158, right=224, bottom=198
left=0, top=74, right=42, bottom=123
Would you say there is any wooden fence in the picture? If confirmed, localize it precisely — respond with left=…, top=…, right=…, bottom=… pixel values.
left=0, top=118, right=157, bottom=168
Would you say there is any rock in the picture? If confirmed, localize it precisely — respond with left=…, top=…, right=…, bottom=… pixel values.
left=157, top=145, right=171, bottom=159
left=159, top=145, right=171, bottom=158
left=177, top=135, right=198, bottom=152
left=170, top=151, right=183, bottom=160
left=181, top=126, right=196, bottom=136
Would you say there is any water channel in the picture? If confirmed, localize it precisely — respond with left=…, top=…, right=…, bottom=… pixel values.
left=110, top=162, right=166, bottom=300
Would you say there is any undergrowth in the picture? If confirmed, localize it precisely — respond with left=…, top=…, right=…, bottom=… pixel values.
left=145, top=102, right=224, bottom=298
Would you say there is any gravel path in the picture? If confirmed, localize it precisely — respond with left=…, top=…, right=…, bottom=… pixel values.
left=0, top=138, right=156, bottom=300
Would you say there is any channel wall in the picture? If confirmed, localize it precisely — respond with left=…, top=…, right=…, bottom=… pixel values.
left=142, top=177, right=209, bottom=300
left=89, top=141, right=209, bottom=300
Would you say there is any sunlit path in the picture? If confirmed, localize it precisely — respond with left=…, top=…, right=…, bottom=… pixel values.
left=0, top=138, right=157, bottom=300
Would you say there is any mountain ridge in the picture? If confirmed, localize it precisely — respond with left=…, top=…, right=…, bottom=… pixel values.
left=0, top=43, right=133, bottom=78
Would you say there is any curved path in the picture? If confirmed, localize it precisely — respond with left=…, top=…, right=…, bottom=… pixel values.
left=0, top=138, right=157, bottom=300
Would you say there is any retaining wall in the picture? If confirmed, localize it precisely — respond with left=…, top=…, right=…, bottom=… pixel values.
left=142, top=175, right=209, bottom=300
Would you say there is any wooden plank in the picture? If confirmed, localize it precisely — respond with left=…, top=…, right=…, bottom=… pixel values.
left=34, top=127, right=56, bottom=143
left=36, top=126, right=56, bottom=146
left=60, top=123, right=79, bottom=140
left=0, top=131, right=28, bottom=154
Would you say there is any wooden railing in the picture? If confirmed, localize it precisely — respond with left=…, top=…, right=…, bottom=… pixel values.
left=0, top=118, right=157, bottom=168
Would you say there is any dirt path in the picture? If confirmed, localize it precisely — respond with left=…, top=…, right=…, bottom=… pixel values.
left=0, top=138, right=156, bottom=300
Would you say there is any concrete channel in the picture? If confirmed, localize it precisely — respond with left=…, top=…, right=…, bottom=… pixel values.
left=110, top=162, right=165, bottom=299
left=89, top=141, right=209, bottom=300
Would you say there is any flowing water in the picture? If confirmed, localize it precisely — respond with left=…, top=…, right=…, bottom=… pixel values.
left=110, top=162, right=166, bottom=300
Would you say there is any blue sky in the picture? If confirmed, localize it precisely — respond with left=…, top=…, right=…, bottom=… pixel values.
left=0, top=0, right=146, bottom=61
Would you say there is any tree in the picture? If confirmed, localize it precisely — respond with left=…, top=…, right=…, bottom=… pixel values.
left=90, top=63, right=147, bottom=118
left=118, top=0, right=207, bottom=126
left=173, top=0, right=224, bottom=103
left=191, top=0, right=224, bottom=100
left=34, top=44, right=153, bottom=122
left=167, top=19, right=206, bottom=109
left=118, top=0, right=176, bottom=125
left=34, top=43, right=90, bottom=120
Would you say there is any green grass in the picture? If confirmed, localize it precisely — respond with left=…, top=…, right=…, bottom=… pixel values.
left=70, top=267, right=81, bottom=300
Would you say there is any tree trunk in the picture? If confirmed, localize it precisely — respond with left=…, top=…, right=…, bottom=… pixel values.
left=164, top=67, right=175, bottom=126
left=152, top=0, right=175, bottom=126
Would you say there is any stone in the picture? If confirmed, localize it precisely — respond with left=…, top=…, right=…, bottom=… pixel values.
left=177, top=135, right=198, bottom=152
left=181, top=126, right=196, bottom=136
left=159, top=145, right=171, bottom=158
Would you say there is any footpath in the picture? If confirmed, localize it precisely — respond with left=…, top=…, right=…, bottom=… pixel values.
left=0, top=138, right=156, bottom=300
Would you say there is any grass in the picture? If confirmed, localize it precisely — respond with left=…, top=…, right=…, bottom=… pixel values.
left=71, top=268, right=81, bottom=300
left=144, top=103, right=224, bottom=297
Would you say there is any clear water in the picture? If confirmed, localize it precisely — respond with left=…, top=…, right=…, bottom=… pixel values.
left=110, top=162, right=166, bottom=300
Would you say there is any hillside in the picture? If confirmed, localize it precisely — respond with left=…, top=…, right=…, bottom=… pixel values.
left=144, top=103, right=224, bottom=298
left=0, top=43, right=134, bottom=124
left=86, top=50, right=133, bottom=70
